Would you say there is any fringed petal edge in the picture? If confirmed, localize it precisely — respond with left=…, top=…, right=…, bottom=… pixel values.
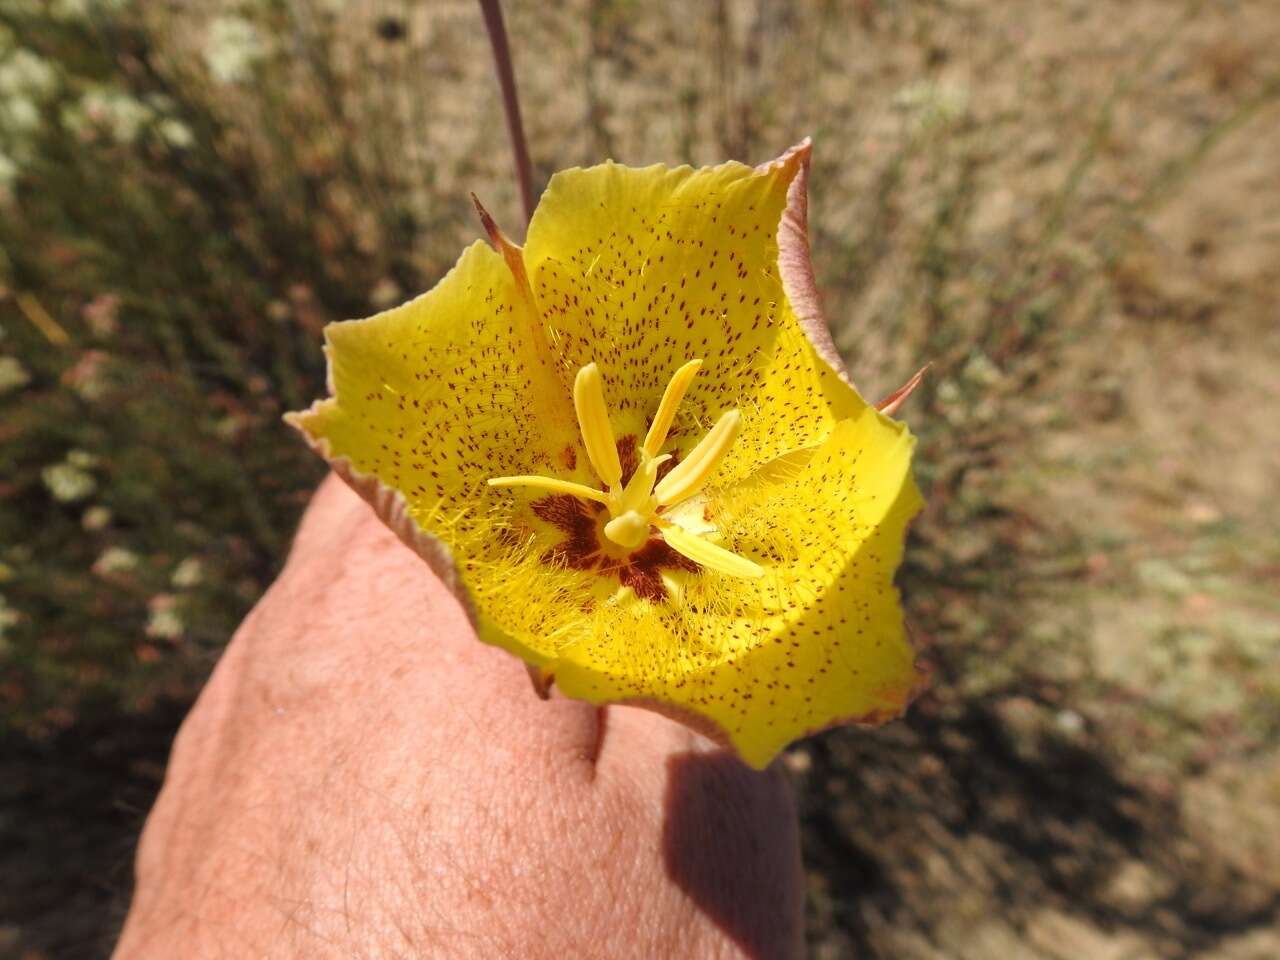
left=756, top=137, right=853, bottom=390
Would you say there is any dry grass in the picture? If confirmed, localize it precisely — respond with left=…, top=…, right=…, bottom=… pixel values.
left=2, top=1, right=1279, bottom=956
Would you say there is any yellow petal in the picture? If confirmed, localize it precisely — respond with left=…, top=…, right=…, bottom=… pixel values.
left=287, top=240, right=591, bottom=664
left=551, top=404, right=923, bottom=769
left=523, top=154, right=862, bottom=489
left=288, top=147, right=926, bottom=771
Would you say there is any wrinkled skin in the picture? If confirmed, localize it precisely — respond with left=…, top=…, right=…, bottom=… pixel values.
left=114, top=476, right=804, bottom=959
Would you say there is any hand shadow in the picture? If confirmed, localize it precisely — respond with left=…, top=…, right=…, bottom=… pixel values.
left=662, top=750, right=806, bottom=960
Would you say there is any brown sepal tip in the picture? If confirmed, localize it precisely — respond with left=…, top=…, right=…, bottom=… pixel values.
left=525, top=662, right=555, bottom=700
left=471, top=193, right=512, bottom=251
left=876, top=362, right=932, bottom=418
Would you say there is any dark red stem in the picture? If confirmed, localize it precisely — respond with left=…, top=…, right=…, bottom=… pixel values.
left=478, top=0, right=535, bottom=227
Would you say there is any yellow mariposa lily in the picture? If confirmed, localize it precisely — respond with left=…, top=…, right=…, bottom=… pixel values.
left=287, top=140, right=926, bottom=769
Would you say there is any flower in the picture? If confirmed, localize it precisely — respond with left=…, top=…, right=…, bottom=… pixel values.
left=288, top=141, right=926, bottom=768
left=145, top=593, right=184, bottom=640
left=157, top=117, right=194, bottom=150
left=0, top=354, right=29, bottom=394
left=92, top=545, right=138, bottom=577
left=0, top=48, right=59, bottom=102
left=42, top=461, right=96, bottom=503
left=171, top=556, right=204, bottom=589
left=203, top=15, right=267, bottom=85
left=63, top=88, right=152, bottom=145
left=81, top=505, right=112, bottom=531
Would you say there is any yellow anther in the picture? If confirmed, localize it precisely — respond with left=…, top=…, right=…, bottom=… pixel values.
left=487, top=475, right=609, bottom=504
left=604, top=510, right=650, bottom=551
left=488, top=360, right=758, bottom=579
left=643, top=359, right=702, bottom=458
left=573, top=363, right=622, bottom=488
left=653, top=409, right=742, bottom=507
left=657, top=521, right=763, bottom=578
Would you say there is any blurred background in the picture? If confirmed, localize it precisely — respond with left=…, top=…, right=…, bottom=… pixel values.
left=2, top=0, right=1278, bottom=957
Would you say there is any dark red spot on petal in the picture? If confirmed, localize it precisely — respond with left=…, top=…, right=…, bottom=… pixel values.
left=528, top=497, right=700, bottom=601
left=632, top=537, right=700, bottom=575
left=617, top=564, right=666, bottom=602
left=615, top=537, right=699, bottom=602
left=616, top=434, right=639, bottom=486
left=531, top=495, right=601, bottom=570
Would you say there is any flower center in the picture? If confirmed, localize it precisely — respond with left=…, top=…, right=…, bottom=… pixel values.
left=488, top=360, right=762, bottom=579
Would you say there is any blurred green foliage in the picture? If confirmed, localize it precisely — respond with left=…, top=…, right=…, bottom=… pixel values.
left=0, top=1, right=410, bottom=734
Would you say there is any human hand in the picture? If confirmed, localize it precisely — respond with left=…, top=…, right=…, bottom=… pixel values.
left=114, top=475, right=803, bottom=959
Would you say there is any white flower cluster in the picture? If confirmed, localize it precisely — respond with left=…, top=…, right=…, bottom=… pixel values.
left=170, top=556, right=204, bottom=589
left=146, top=592, right=185, bottom=640
left=204, top=15, right=268, bottom=85
left=0, top=354, right=30, bottom=394
left=0, top=28, right=61, bottom=184
left=61, top=88, right=194, bottom=148
left=42, top=461, right=96, bottom=502
left=93, top=545, right=138, bottom=576
left=0, top=48, right=57, bottom=118
left=82, top=504, right=112, bottom=531
left=42, top=449, right=100, bottom=503
left=0, top=17, right=193, bottom=190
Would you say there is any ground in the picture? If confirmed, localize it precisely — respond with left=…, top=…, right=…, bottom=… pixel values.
left=1, top=0, right=1278, bottom=957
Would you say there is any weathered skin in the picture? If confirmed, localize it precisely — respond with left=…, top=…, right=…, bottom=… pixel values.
left=114, top=475, right=803, bottom=960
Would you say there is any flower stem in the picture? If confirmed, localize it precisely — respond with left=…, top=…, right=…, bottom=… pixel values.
left=478, top=0, right=535, bottom=227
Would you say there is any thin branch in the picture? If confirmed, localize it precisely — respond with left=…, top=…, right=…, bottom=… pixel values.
left=478, top=0, right=535, bottom=227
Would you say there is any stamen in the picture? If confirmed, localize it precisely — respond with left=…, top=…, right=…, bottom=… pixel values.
left=490, top=358, right=763, bottom=586
left=653, top=409, right=742, bottom=506
left=643, top=359, right=702, bottom=457
left=573, top=363, right=622, bottom=488
left=658, top=521, right=763, bottom=578
left=604, top=510, right=650, bottom=551
left=487, top=475, right=609, bottom=504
